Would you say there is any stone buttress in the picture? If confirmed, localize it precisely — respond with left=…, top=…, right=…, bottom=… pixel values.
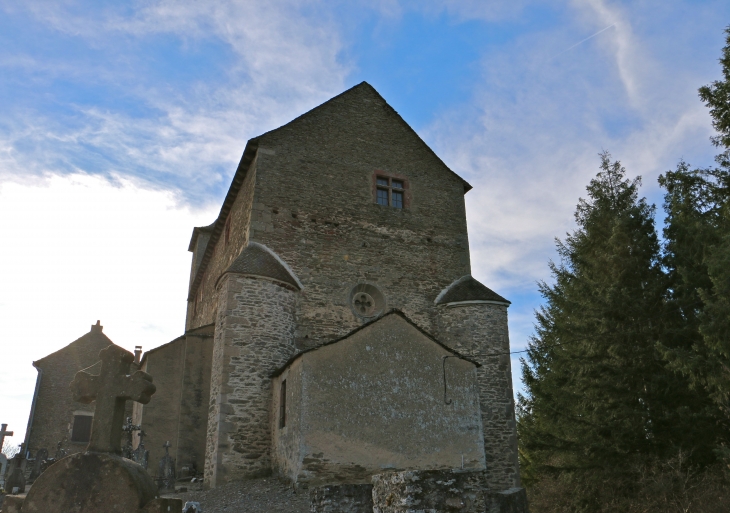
left=204, top=243, right=301, bottom=487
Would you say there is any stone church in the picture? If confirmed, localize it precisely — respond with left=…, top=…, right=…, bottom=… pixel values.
left=24, top=82, right=521, bottom=497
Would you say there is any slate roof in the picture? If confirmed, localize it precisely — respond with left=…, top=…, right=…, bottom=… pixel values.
left=220, top=242, right=302, bottom=290
left=434, top=275, right=510, bottom=306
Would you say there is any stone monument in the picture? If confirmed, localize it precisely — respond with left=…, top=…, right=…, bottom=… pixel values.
left=157, top=440, right=176, bottom=493
left=14, top=344, right=182, bottom=513
left=27, top=448, right=48, bottom=483
left=132, top=430, right=150, bottom=470
left=0, top=453, right=7, bottom=490
left=5, top=451, right=26, bottom=494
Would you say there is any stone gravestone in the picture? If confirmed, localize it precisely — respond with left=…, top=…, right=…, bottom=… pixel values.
left=157, top=441, right=176, bottom=493
left=16, top=344, right=182, bottom=513
left=132, top=430, right=150, bottom=470
left=5, top=451, right=26, bottom=494
left=0, top=453, right=7, bottom=490
left=27, top=448, right=48, bottom=483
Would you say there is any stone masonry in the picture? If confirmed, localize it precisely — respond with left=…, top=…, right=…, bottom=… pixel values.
left=180, top=82, right=522, bottom=491
left=205, top=275, right=298, bottom=487
left=436, top=303, right=520, bottom=490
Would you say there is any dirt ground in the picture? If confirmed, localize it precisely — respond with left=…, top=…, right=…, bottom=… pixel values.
left=168, top=477, right=310, bottom=513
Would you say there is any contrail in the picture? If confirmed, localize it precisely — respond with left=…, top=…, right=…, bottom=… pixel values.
left=551, top=23, right=616, bottom=60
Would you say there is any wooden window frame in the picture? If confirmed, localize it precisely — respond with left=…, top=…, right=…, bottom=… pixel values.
left=372, top=171, right=409, bottom=209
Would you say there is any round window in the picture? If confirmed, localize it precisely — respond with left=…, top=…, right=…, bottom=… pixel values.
left=349, top=284, right=386, bottom=319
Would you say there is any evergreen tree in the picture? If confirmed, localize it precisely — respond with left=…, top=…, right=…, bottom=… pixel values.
left=518, top=154, right=719, bottom=491
left=659, top=25, right=730, bottom=424
left=699, top=27, right=730, bottom=154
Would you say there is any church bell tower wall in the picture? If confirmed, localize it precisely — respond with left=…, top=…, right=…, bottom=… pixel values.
left=205, top=274, right=298, bottom=488
left=436, top=303, right=520, bottom=491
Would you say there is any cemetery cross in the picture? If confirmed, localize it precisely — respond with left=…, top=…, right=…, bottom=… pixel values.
left=70, top=344, right=156, bottom=454
left=0, top=423, right=13, bottom=449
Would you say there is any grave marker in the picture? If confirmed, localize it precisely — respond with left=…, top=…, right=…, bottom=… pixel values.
left=0, top=423, right=13, bottom=449
left=16, top=344, right=181, bottom=513
left=157, top=440, right=176, bottom=493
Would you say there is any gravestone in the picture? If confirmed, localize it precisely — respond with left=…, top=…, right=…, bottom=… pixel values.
left=157, top=441, right=176, bottom=493
left=5, top=451, right=26, bottom=494
left=132, top=430, right=150, bottom=470
left=17, top=344, right=182, bottom=513
left=0, top=453, right=7, bottom=490
left=28, top=448, right=48, bottom=482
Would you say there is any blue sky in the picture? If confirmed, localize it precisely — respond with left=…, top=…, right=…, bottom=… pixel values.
left=1, top=0, right=729, bottom=446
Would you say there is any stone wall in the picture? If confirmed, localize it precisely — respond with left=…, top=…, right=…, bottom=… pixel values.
left=436, top=303, right=520, bottom=490
left=310, top=484, right=374, bottom=513
left=272, top=313, right=485, bottom=486
left=176, top=326, right=214, bottom=476
left=371, top=469, right=487, bottom=513
left=137, top=337, right=185, bottom=475
left=186, top=155, right=258, bottom=331
left=205, top=275, right=298, bottom=487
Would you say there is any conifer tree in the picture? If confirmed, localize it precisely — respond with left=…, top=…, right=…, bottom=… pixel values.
left=659, top=26, right=730, bottom=424
left=518, top=154, right=719, bottom=489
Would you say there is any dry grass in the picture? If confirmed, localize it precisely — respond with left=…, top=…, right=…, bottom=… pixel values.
left=526, top=458, right=730, bottom=513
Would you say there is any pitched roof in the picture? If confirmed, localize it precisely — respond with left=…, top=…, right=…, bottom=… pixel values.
left=218, top=242, right=302, bottom=290
left=187, top=82, right=470, bottom=299
left=434, top=275, right=510, bottom=306
left=34, top=321, right=117, bottom=368
left=271, top=309, right=480, bottom=377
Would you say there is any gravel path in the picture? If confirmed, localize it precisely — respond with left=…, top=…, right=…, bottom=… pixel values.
left=168, top=477, right=310, bottom=513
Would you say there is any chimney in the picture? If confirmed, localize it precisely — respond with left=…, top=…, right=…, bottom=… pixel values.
left=91, top=320, right=103, bottom=334
left=134, top=346, right=143, bottom=365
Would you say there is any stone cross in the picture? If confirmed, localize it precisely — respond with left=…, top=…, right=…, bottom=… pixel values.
left=0, top=423, right=13, bottom=449
left=70, top=345, right=156, bottom=454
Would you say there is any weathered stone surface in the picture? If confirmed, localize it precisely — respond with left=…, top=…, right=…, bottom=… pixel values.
left=2, top=494, right=25, bottom=513
left=5, top=457, right=26, bottom=494
left=436, top=303, right=520, bottom=490
left=70, top=344, right=156, bottom=454
left=205, top=274, right=298, bottom=487
left=272, top=312, right=485, bottom=486
left=487, top=487, right=529, bottom=513
left=371, top=469, right=487, bottom=513
left=140, top=497, right=183, bottom=513
left=310, top=483, right=374, bottom=513
left=21, top=452, right=158, bottom=513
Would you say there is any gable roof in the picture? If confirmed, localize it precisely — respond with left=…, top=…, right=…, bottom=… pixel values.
left=33, top=321, right=117, bottom=368
left=434, top=275, right=510, bottom=306
left=217, top=242, right=302, bottom=290
left=187, top=82, right=470, bottom=300
left=271, top=309, right=480, bottom=378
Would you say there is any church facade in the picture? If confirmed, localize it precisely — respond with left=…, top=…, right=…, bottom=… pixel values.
left=26, top=82, right=522, bottom=496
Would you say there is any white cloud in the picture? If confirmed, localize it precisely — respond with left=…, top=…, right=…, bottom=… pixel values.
left=0, top=173, right=218, bottom=444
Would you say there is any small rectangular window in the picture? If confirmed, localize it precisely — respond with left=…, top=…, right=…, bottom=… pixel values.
left=374, top=174, right=407, bottom=208
left=71, top=415, right=93, bottom=443
left=376, top=188, right=389, bottom=206
left=392, top=191, right=403, bottom=209
left=279, top=380, right=287, bottom=429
